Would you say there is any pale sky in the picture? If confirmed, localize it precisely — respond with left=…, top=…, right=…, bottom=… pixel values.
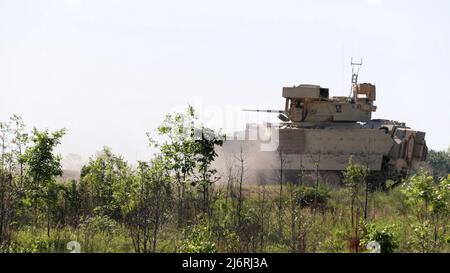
left=1, top=0, right=449, bottom=166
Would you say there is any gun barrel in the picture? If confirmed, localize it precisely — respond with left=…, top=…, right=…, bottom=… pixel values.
left=242, top=109, right=285, bottom=113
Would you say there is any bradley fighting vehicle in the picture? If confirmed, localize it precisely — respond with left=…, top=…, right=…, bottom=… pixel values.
left=219, top=61, right=428, bottom=187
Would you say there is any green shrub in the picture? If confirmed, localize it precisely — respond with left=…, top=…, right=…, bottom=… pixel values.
left=319, top=229, right=348, bottom=253
left=294, top=185, right=330, bottom=209
left=361, top=222, right=398, bottom=253
left=177, top=218, right=217, bottom=253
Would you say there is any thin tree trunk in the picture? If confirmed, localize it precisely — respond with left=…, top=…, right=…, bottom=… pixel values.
left=47, top=206, right=51, bottom=237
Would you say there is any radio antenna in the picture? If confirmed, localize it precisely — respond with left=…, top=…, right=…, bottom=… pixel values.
left=349, top=57, right=363, bottom=98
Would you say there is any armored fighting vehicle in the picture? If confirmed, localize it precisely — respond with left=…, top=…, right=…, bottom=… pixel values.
left=219, top=62, right=428, bottom=187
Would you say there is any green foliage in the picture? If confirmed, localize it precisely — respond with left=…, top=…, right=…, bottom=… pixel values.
left=62, top=180, right=82, bottom=226
left=4, top=227, right=76, bottom=253
left=193, top=127, right=224, bottom=186
left=178, top=218, right=217, bottom=253
left=124, top=157, right=173, bottom=253
left=78, top=215, right=119, bottom=252
left=80, top=147, right=134, bottom=220
left=401, top=172, right=450, bottom=252
left=150, top=105, right=224, bottom=224
left=0, top=115, right=30, bottom=246
left=152, top=106, right=202, bottom=226
left=154, top=105, right=199, bottom=182
left=209, top=192, right=240, bottom=252
left=343, top=156, right=366, bottom=194
left=21, top=128, right=66, bottom=236
left=342, top=157, right=367, bottom=237
left=1, top=111, right=450, bottom=254
left=319, top=229, right=348, bottom=253
left=402, top=173, right=450, bottom=219
left=361, top=222, right=398, bottom=253
left=408, top=221, right=434, bottom=253
left=24, top=128, right=66, bottom=185
left=8, top=237, right=52, bottom=253
left=426, top=149, right=450, bottom=179
left=79, top=214, right=117, bottom=236
left=294, top=185, right=330, bottom=209
left=193, top=127, right=224, bottom=213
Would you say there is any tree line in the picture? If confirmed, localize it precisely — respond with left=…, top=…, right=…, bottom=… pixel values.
left=0, top=108, right=449, bottom=253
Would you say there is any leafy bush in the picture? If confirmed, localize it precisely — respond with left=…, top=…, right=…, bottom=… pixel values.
left=401, top=173, right=450, bottom=252
left=3, top=227, right=78, bottom=253
left=294, top=185, right=330, bottom=209
left=177, top=218, right=217, bottom=253
left=319, top=229, right=348, bottom=253
left=78, top=215, right=119, bottom=252
left=426, top=149, right=450, bottom=180
left=361, top=222, right=398, bottom=253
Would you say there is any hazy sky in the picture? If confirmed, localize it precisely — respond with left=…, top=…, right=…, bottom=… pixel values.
left=1, top=0, right=449, bottom=166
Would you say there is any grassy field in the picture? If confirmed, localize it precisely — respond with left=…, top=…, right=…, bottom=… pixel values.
left=5, top=181, right=449, bottom=253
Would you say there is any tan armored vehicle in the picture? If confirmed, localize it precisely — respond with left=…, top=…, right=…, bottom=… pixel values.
left=220, top=62, right=428, bottom=188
